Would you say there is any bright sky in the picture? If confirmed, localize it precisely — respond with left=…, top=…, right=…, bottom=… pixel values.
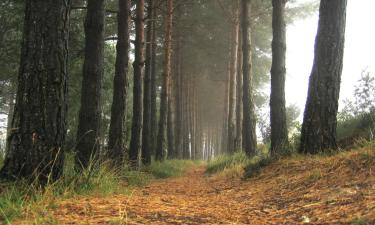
left=286, top=0, right=375, bottom=119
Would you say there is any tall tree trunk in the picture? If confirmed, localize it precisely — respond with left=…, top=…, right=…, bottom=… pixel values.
left=0, top=0, right=70, bottom=183
left=228, top=10, right=240, bottom=154
left=108, top=0, right=130, bottom=165
left=300, top=0, right=347, bottom=154
left=241, top=0, right=257, bottom=157
left=270, top=0, right=288, bottom=156
left=235, top=26, right=243, bottom=151
left=150, top=0, right=158, bottom=157
left=142, top=0, right=154, bottom=166
left=76, top=0, right=105, bottom=169
left=174, top=23, right=183, bottom=159
left=155, top=0, right=173, bottom=161
left=129, top=0, right=145, bottom=167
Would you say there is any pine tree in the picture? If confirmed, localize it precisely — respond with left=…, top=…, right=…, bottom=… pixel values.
left=300, top=0, right=347, bottom=154
left=0, top=0, right=70, bottom=183
left=270, top=0, right=288, bottom=156
left=129, top=0, right=145, bottom=167
left=108, top=0, right=130, bottom=165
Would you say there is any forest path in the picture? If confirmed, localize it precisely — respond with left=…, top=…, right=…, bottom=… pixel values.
left=47, top=150, right=375, bottom=224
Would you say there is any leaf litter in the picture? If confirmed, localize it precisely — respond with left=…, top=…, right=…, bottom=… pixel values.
left=16, top=146, right=375, bottom=224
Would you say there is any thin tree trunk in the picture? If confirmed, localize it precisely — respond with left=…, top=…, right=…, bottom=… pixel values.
left=129, top=0, right=145, bottom=167
left=108, top=0, right=130, bottom=165
left=76, top=0, right=105, bottom=169
left=142, top=0, right=154, bottom=166
left=155, top=0, right=173, bottom=161
left=241, top=0, right=257, bottom=157
left=270, top=0, right=288, bottom=156
left=167, top=78, right=175, bottom=158
left=235, top=26, right=243, bottom=151
left=150, top=0, right=158, bottom=157
left=228, top=10, right=240, bottom=154
left=0, top=0, right=70, bottom=183
left=174, top=24, right=183, bottom=159
left=300, top=0, right=347, bottom=154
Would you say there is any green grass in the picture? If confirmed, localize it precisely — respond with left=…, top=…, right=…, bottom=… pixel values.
left=206, top=150, right=273, bottom=179
left=0, top=156, right=200, bottom=224
left=146, top=160, right=200, bottom=179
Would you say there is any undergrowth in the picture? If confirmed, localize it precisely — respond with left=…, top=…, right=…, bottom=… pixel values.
left=206, top=151, right=273, bottom=179
left=0, top=155, right=199, bottom=224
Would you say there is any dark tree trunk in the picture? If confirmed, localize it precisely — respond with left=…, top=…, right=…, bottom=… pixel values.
left=241, top=0, right=257, bottom=157
left=150, top=2, right=158, bottom=158
left=142, top=0, right=154, bottom=166
left=270, top=0, right=288, bottom=156
left=76, top=0, right=105, bottom=169
left=155, top=0, right=173, bottom=161
left=0, top=0, right=70, bottom=183
left=108, top=0, right=130, bottom=165
left=300, top=0, right=347, bottom=154
left=129, top=0, right=145, bottom=167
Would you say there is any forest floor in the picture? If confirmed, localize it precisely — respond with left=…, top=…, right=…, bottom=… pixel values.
left=16, top=146, right=375, bottom=224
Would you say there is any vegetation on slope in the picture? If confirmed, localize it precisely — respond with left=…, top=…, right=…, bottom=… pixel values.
left=0, top=157, right=199, bottom=223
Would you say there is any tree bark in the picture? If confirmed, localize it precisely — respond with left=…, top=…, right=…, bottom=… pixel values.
left=241, top=0, right=257, bottom=157
left=150, top=1, right=158, bottom=157
left=0, top=0, right=70, bottom=183
left=155, top=0, right=173, bottom=161
left=270, top=0, right=288, bottom=156
left=142, top=0, right=154, bottom=166
left=76, top=0, right=105, bottom=169
left=129, top=0, right=145, bottom=167
left=108, top=0, right=130, bottom=165
left=300, top=0, right=347, bottom=154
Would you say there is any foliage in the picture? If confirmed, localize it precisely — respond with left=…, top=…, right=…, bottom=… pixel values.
left=339, top=70, right=375, bottom=120
left=337, top=70, right=375, bottom=146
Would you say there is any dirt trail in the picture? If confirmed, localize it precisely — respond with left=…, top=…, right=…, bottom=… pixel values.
left=33, top=150, right=375, bottom=224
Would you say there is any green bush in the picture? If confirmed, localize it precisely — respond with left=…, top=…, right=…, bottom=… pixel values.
left=337, top=110, right=375, bottom=147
